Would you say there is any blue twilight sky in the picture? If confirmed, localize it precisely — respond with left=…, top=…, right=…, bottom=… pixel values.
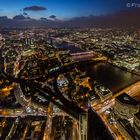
left=0, top=0, right=139, bottom=19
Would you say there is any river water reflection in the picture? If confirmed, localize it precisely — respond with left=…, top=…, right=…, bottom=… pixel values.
left=87, top=62, right=140, bottom=93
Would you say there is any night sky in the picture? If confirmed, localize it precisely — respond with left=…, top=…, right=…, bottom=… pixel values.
left=0, top=0, right=139, bottom=19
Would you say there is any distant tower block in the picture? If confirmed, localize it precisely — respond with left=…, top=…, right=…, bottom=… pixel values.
left=25, top=35, right=35, bottom=48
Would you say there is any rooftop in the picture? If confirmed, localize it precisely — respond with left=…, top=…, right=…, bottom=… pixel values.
left=116, top=93, right=139, bottom=106
left=135, top=112, right=140, bottom=120
left=118, top=118, right=140, bottom=140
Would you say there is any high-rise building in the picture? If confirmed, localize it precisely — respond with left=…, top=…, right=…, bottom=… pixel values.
left=134, top=112, right=140, bottom=136
left=113, top=93, right=139, bottom=120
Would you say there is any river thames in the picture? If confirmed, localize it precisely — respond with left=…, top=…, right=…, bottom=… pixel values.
left=58, top=43, right=140, bottom=94
left=87, top=62, right=140, bottom=93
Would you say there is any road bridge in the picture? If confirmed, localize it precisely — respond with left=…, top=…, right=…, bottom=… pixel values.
left=71, top=51, right=107, bottom=61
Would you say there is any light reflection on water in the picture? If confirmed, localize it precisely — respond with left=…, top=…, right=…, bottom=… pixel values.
left=88, top=62, right=140, bottom=93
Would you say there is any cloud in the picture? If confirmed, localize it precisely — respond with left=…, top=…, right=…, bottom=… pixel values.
left=49, top=15, right=56, bottom=19
left=0, top=16, right=8, bottom=20
left=40, top=17, right=48, bottom=21
left=23, top=6, right=47, bottom=12
left=23, top=12, right=28, bottom=16
left=13, top=15, right=26, bottom=20
left=0, top=8, right=139, bottom=28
